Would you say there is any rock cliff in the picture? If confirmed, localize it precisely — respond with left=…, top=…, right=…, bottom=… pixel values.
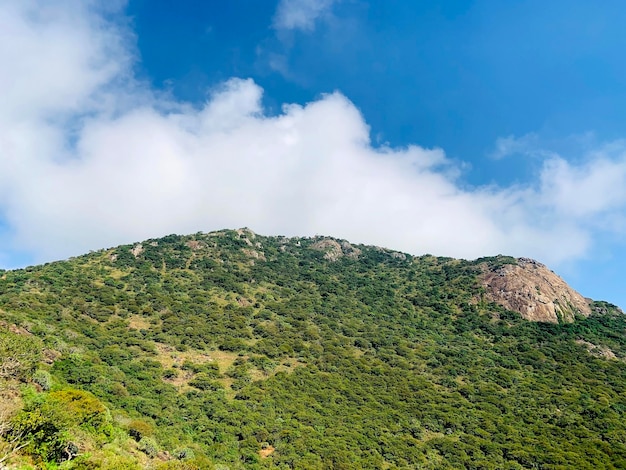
left=480, top=257, right=591, bottom=323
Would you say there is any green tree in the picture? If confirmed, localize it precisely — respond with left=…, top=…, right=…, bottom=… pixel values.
left=0, top=328, right=41, bottom=381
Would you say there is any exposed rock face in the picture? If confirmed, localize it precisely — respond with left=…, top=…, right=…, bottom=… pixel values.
left=310, top=238, right=361, bottom=261
left=480, top=257, right=591, bottom=323
left=242, top=248, right=266, bottom=263
left=131, top=244, right=144, bottom=258
left=575, top=340, right=617, bottom=360
left=236, top=227, right=257, bottom=246
left=185, top=240, right=206, bottom=251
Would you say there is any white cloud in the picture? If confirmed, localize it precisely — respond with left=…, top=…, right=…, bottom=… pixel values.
left=539, top=154, right=626, bottom=218
left=491, top=134, right=541, bottom=159
left=2, top=1, right=626, bottom=269
left=273, top=0, right=337, bottom=32
left=0, top=1, right=131, bottom=121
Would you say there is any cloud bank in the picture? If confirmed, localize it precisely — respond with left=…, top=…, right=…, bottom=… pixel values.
left=2, top=1, right=626, bottom=268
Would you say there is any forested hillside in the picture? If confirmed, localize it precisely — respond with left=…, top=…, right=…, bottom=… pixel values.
left=1, top=229, right=625, bottom=469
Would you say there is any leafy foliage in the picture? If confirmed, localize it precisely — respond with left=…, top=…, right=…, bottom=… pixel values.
left=10, top=388, right=111, bottom=461
left=0, top=328, right=41, bottom=381
left=0, top=229, right=625, bottom=468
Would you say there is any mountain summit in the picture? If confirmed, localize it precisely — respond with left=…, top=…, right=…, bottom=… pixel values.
left=0, top=229, right=625, bottom=469
left=480, top=257, right=592, bottom=323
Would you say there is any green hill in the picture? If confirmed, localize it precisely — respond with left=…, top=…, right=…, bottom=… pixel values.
left=1, top=229, right=625, bottom=469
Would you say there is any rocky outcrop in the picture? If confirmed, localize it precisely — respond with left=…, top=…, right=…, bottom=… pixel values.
left=131, top=244, right=144, bottom=258
left=310, top=238, right=361, bottom=261
left=480, top=257, right=591, bottom=323
left=575, top=340, right=617, bottom=360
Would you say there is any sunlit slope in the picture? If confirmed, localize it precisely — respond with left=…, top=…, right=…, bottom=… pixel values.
left=0, top=229, right=625, bottom=469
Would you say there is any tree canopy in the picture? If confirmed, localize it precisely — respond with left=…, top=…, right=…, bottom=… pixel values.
left=0, top=230, right=625, bottom=469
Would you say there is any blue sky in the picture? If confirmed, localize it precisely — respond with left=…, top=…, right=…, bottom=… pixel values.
left=1, top=0, right=626, bottom=308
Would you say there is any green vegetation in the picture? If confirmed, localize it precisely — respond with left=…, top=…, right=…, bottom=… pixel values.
left=0, top=229, right=625, bottom=468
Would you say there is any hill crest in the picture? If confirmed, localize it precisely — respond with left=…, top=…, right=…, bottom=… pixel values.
left=1, top=229, right=626, bottom=468
left=479, top=257, right=592, bottom=323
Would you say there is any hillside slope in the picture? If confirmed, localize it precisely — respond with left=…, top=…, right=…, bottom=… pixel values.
left=0, top=229, right=625, bottom=469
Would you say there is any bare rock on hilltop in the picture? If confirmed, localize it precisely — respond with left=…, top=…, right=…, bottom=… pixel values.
left=480, top=257, right=591, bottom=323
left=311, top=238, right=361, bottom=261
